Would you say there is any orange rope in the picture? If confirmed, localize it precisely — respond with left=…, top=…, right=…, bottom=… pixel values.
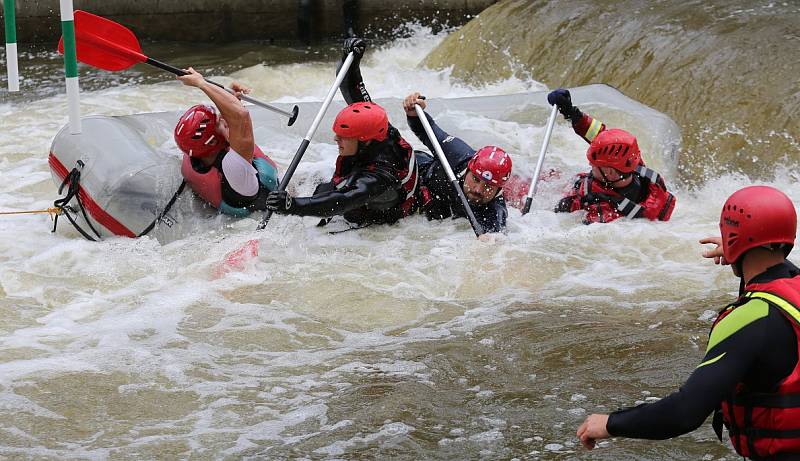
left=0, top=207, right=62, bottom=218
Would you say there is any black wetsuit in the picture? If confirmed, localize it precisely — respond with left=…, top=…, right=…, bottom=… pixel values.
left=284, top=49, right=413, bottom=225
left=406, top=113, right=508, bottom=233
left=607, top=261, right=800, bottom=447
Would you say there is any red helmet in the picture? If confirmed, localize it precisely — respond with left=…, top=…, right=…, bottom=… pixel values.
left=720, top=185, right=796, bottom=264
left=467, top=146, right=512, bottom=187
left=586, top=128, right=641, bottom=173
left=174, top=104, right=228, bottom=158
left=332, top=102, right=389, bottom=142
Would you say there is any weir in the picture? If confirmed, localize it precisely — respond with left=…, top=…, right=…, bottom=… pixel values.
left=0, top=0, right=497, bottom=43
left=425, top=0, right=800, bottom=186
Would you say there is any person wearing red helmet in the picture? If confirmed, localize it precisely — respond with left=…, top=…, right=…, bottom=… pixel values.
left=549, top=88, right=676, bottom=224
left=577, top=185, right=800, bottom=459
left=175, top=68, right=279, bottom=217
left=403, top=92, right=511, bottom=234
left=265, top=39, right=418, bottom=226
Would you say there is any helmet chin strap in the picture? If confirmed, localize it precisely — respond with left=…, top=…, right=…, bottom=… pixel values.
left=735, top=258, right=746, bottom=295
left=597, top=168, right=630, bottom=188
left=732, top=252, right=747, bottom=296
left=351, top=141, right=366, bottom=156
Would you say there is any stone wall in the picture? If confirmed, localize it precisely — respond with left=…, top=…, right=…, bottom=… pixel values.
left=1, top=0, right=497, bottom=44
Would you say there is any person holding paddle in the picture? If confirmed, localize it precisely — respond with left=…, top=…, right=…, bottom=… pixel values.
left=577, top=185, right=800, bottom=460
left=548, top=88, right=676, bottom=224
left=402, top=93, right=512, bottom=234
left=174, top=68, right=280, bottom=217
left=265, top=39, right=419, bottom=227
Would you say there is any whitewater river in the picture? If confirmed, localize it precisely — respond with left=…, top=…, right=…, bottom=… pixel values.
left=1, top=13, right=798, bottom=461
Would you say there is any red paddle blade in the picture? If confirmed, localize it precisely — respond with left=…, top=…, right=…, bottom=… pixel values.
left=57, top=10, right=147, bottom=72
left=212, top=239, right=260, bottom=279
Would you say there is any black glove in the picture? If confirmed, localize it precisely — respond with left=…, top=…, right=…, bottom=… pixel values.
left=554, top=196, right=575, bottom=213
left=265, top=190, right=294, bottom=214
left=547, top=88, right=581, bottom=121
left=343, top=37, right=366, bottom=59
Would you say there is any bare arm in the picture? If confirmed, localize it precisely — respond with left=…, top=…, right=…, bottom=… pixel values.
left=177, top=67, right=255, bottom=163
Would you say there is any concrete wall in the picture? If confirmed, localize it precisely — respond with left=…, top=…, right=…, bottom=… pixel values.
left=1, top=0, right=497, bottom=44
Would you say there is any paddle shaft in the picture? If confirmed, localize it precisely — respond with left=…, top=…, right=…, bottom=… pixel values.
left=522, top=104, right=558, bottom=215
left=414, top=104, right=484, bottom=237
left=146, top=57, right=299, bottom=125
left=257, top=52, right=356, bottom=230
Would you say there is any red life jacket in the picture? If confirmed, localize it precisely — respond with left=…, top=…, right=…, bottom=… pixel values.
left=181, top=145, right=277, bottom=211
left=563, top=164, right=676, bottom=224
left=712, top=275, right=800, bottom=458
left=331, top=135, right=419, bottom=220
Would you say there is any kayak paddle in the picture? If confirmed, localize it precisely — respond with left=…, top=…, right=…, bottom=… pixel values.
left=414, top=102, right=484, bottom=238
left=256, top=52, right=356, bottom=230
left=57, top=10, right=299, bottom=126
left=521, top=104, right=558, bottom=214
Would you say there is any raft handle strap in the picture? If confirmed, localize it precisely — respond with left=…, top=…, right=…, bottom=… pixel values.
left=137, top=180, right=187, bottom=237
left=52, top=160, right=103, bottom=241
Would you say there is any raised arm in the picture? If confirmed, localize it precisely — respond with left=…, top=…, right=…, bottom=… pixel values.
left=177, top=67, right=255, bottom=162
left=548, top=88, right=607, bottom=145
left=337, top=38, right=370, bottom=104
left=403, top=93, right=475, bottom=169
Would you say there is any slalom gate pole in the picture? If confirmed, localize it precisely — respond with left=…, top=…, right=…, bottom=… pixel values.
left=4, top=0, right=19, bottom=91
left=59, top=0, right=81, bottom=134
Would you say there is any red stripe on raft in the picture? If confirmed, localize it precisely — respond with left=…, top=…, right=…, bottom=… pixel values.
left=49, top=152, right=137, bottom=238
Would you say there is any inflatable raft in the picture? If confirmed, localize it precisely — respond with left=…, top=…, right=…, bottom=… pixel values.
left=49, top=84, right=681, bottom=242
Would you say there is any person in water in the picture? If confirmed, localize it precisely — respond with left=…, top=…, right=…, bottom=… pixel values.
left=402, top=92, right=512, bottom=234
left=548, top=89, right=676, bottom=224
left=265, top=38, right=419, bottom=227
left=174, top=68, right=279, bottom=217
left=577, top=185, right=800, bottom=460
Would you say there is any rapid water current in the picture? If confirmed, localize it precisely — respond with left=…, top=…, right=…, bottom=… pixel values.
left=0, top=12, right=797, bottom=460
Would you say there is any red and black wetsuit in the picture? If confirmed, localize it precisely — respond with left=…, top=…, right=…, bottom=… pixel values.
left=287, top=126, right=417, bottom=225
left=555, top=111, right=676, bottom=224
left=285, top=48, right=418, bottom=225
left=607, top=261, right=800, bottom=460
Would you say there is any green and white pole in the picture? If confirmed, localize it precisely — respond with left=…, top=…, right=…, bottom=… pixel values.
left=59, top=0, right=81, bottom=133
left=4, top=0, right=19, bottom=92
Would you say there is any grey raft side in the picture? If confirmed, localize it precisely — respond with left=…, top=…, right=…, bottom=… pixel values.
left=49, top=85, right=681, bottom=242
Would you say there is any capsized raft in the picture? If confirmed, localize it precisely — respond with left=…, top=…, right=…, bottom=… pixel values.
left=49, top=84, right=681, bottom=242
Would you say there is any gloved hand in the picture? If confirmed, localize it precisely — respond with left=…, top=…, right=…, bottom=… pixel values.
left=265, top=190, right=294, bottom=214
left=547, top=88, right=581, bottom=121
left=554, top=196, right=576, bottom=213
left=343, top=37, right=366, bottom=59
